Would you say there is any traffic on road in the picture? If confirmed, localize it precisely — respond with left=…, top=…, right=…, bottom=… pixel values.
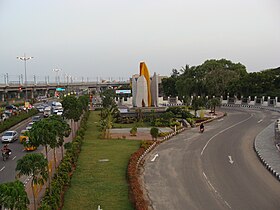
left=0, top=99, right=64, bottom=184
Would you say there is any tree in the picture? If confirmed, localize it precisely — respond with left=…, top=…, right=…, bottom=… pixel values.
left=150, top=127, right=159, bottom=140
left=208, top=98, right=221, bottom=114
left=191, top=97, right=206, bottom=117
left=0, top=180, right=29, bottom=210
left=161, top=77, right=178, bottom=97
left=16, top=153, right=48, bottom=210
left=47, top=115, right=71, bottom=169
left=62, top=95, right=81, bottom=138
left=100, top=88, right=120, bottom=139
left=28, top=118, right=56, bottom=190
left=78, top=95, right=89, bottom=112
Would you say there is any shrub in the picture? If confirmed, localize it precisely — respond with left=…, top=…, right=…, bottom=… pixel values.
left=140, top=140, right=154, bottom=149
left=186, top=118, right=195, bottom=127
left=130, top=126, right=137, bottom=136
left=150, top=127, right=159, bottom=140
left=158, top=132, right=171, bottom=137
left=127, top=147, right=149, bottom=210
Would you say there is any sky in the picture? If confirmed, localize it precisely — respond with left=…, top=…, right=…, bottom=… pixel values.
left=0, top=0, right=279, bottom=83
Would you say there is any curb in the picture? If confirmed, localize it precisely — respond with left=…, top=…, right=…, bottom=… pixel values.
left=253, top=139, right=280, bottom=182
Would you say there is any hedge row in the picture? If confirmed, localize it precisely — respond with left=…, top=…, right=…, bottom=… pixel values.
left=38, top=111, right=90, bottom=210
left=127, top=140, right=154, bottom=210
left=0, top=109, right=38, bottom=133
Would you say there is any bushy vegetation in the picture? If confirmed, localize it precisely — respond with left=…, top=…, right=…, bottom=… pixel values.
left=38, top=111, right=90, bottom=209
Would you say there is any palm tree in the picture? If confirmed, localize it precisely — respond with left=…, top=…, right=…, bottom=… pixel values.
left=28, top=118, right=56, bottom=190
left=62, top=95, right=81, bottom=138
left=48, top=115, right=71, bottom=167
left=16, top=153, right=48, bottom=210
left=0, top=180, right=29, bottom=210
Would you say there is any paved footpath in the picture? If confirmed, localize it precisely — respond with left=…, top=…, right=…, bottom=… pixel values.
left=254, top=122, right=280, bottom=181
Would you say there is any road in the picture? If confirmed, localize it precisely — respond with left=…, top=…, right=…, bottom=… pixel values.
left=0, top=101, right=55, bottom=184
left=0, top=114, right=38, bottom=183
left=143, top=108, right=280, bottom=210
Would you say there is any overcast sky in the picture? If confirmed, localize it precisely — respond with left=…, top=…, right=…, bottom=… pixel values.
left=0, top=0, right=279, bottom=82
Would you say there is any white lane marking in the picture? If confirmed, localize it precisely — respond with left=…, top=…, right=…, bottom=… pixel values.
left=12, top=156, right=17, bottom=160
left=151, top=154, right=159, bottom=162
left=257, top=119, right=263, bottom=123
left=0, top=166, right=5, bottom=172
left=203, top=172, right=232, bottom=209
left=201, top=114, right=253, bottom=156
left=217, top=118, right=224, bottom=122
left=228, top=156, right=234, bottom=164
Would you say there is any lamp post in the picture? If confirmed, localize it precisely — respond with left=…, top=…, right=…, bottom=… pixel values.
left=17, top=54, right=33, bottom=101
left=53, top=68, right=61, bottom=85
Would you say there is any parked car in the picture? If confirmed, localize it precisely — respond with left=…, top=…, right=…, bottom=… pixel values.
left=1, top=131, right=18, bottom=143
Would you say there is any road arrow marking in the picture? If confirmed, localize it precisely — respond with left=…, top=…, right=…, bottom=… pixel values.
left=12, top=156, right=17, bottom=160
left=258, top=119, right=263, bottom=123
left=228, top=156, right=234, bottom=164
left=151, top=154, right=159, bottom=162
left=0, top=166, right=5, bottom=172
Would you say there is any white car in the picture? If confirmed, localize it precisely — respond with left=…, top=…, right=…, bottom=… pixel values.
left=26, top=122, right=35, bottom=130
left=1, top=131, right=18, bottom=143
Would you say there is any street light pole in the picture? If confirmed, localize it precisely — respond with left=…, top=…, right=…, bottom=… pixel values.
left=17, top=53, right=33, bottom=101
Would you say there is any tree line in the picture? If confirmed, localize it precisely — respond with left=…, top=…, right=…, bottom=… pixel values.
left=161, top=59, right=280, bottom=101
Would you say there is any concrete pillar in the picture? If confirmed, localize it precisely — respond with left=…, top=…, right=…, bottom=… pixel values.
left=2, top=93, right=5, bottom=102
left=31, top=90, right=34, bottom=99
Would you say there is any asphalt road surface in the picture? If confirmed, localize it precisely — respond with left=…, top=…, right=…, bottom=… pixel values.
left=0, top=113, right=43, bottom=184
left=143, top=108, right=280, bottom=210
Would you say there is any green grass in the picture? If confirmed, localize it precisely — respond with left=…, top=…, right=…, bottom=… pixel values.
left=62, top=111, right=140, bottom=210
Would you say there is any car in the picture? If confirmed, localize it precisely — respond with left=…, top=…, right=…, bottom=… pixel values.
left=1, top=131, right=18, bottom=143
left=32, top=115, right=41, bottom=122
left=36, top=105, right=45, bottom=113
left=23, top=139, right=37, bottom=151
left=26, top=122, right=35, bottom=130
left=20, top=130, right=29, bottom=143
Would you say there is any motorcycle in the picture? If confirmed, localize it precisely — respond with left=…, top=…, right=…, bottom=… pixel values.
left=2, top=151, right=11, bottom=161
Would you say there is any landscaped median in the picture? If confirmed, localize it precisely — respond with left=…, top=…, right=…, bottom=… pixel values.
left=62, top=111, right=141, bottom=210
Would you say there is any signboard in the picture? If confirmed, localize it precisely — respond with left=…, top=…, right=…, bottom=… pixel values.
left=56, top=88, right=65, bottom=91
left=115, top=90, right=131, bottom=94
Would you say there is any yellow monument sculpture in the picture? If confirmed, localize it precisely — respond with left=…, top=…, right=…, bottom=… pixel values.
left=139, top=62, right=152, bottom=107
